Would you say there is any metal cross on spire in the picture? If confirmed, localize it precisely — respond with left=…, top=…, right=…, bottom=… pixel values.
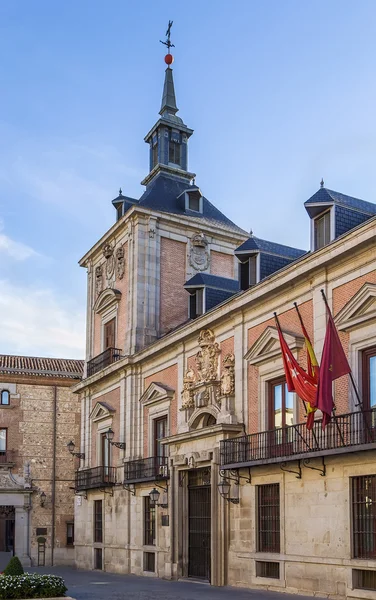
left=160, top=20, right=175, bottom=51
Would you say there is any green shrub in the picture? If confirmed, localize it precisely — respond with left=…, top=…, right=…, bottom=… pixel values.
left=3, top=556, right=24, bottom=576
left=0, top=573, right=67, bottom=599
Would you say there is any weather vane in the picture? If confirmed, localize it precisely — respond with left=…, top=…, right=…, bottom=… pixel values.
left=160, top=20, right=175, bottom=66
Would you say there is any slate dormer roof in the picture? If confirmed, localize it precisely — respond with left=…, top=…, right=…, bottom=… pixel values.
left=134, top=173, right=247, bottom=235
left=235, top=235, right=306, bottom=259
left=304, top=187, right=376, bottom=218
left=184, top=273, right=240, bottom=292
left=112, top=190, right=138, bottom=214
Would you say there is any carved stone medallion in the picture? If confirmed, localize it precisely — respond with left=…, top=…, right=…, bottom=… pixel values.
left=189, top=233, right=209, bottom=272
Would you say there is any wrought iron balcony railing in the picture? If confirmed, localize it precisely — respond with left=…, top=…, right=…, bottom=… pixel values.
left=87, top=347, right=122, bottom=377
left=220, top=408, right=376, bottom=469
left=75, top=466, right=117, bottom=492
left=124, top=456, right=169, bottom=484
left=0, top=451, right=15, bottom=465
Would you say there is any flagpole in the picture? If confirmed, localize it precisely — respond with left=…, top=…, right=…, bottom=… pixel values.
left=320, top=289, right=364, bottom=411
left=274, top=312, right=309, bottom=416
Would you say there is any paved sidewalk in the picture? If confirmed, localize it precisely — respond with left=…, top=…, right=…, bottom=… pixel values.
left=29, top=566, right=311, bottom=600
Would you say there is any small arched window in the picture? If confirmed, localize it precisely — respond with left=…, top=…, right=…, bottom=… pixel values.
left=1, top=390, right=10, bottom=405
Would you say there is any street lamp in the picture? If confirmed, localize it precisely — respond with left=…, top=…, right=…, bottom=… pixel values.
left=149, top=488, right=160, bottom=506
left=105, top=428, right=126, bottom=450
left=149, top=485, right=168, bottom=508
left=40, top=491, right=46, bottom=508
left=217, top=478, right=239, bottom=504
left=66, top=441, right=85, bottom=459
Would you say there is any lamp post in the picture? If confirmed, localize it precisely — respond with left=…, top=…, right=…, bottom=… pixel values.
left=66, top=441, right=85, bottom=460
left=105, top=428, right=126, bottom=450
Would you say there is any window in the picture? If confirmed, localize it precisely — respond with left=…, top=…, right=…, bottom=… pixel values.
left=94, top=500, right=103, bottom=543
left=0, top=391, right=9, bottom=405
left=362, top=347, right=376, bottom=411
left=152, top=142, right=158, bottom=168
left=0, top=429, right=6, bottom=455
left=169, top=140, right=181, bottom=165
left=189, top=195, right=200, bottom=212
left=103, top=318, right=116, bottom=350
left=94, top=548, right=103, bottom=570
left=100, top=432, right=111, bottom=468
left=144, top=496, right=156, bottom=546
left=116, top=204, right=123, bottom=221
left=353, top=569, right=376, bottom=591
left=143, top=551, right=155, bottom=572
left=256, top=561, right=280, bottom=579
left=352, top=475, right=376, bottom=559
left=189, top=289, right=204, bottom=319
left=239, top=255, right=258, bottom=290
left=257, top=484, right=280, bottom=553
left=314, top=210, right=331, bottom=250
left=269, top=379, right=294, bottom=432
left=154, top=416, right=168, bottom=458
left=66, top=522, right=74, bottom=546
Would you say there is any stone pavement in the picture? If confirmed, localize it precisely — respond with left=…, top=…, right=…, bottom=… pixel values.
left=29, top=566, right=311, bottom=600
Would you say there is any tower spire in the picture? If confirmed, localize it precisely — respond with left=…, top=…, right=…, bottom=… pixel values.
left=159, top=20, right=178, bottom=116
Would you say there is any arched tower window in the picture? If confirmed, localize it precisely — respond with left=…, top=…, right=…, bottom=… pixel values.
left=1, top=390, right=10, bottom=405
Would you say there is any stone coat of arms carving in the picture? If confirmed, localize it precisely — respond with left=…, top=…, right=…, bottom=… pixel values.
left=196, top=329, right=220, bottom=383
left=221, top=353, right=235, bottom=396
left=189, top=233, right=210, bottom=272
left=103, top=243, right=115, bottom=280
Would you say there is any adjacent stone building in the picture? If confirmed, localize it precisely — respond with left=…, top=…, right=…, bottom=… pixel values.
left=0, top=355, right=83, bottom=568
left=72, top=48, right=376, bottom=599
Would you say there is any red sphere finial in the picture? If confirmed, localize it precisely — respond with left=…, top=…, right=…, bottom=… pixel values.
left=165, top=53, right=174, bottom=65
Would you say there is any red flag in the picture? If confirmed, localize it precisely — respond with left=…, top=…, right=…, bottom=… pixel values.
left=275, top=320, right=318, bottom=413
left=315, top=304, right=351, bottom=428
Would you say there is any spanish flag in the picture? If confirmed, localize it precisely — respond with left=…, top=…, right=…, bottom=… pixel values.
left=294, top=303, right=319, bottom=428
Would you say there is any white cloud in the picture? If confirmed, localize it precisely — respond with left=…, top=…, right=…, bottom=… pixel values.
left=0, top=219, right=40, bottom=261
left=0, top=280, right=85, bottom=359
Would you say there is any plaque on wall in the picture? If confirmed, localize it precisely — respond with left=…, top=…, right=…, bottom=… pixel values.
left=161, top=515, right=169, bottom=527
left=36, top=528, right=47, bottom=536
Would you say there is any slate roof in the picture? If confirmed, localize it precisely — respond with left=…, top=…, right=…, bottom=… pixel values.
left=305, top=187, right=376, bottom=215
left=134, top=173, right=247, bottom=235
left=184, top=273, right=240, bottom=292
left=235, top=235, right=306, bottom=259
left=0, top=355, right=84, bottom=379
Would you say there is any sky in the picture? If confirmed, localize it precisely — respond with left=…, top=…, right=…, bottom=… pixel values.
left=1, top=0, right=376, bottom=359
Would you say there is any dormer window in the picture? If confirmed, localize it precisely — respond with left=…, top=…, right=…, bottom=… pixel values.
left=184, top=189, right=203, bottom=213
left=189, top=288, right=205, bottom=319
left=116, top=204, right=123, bottom=221
left=314, top=210, right=331, bottom=250
left=239, top=254, right=258, bottom=290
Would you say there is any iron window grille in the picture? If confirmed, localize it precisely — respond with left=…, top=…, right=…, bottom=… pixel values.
left=352, top=475, right=376, bottom=559
left=94, top=500, right=103, bottom=544
left=144, top=496, right=156, bottom=546
left=257, top=483, right=280, bottom=553
left=353, top=569, right=376, bottom=591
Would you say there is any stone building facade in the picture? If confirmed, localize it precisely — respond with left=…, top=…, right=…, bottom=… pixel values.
left=0, top=355, right=83, bottom=567
left=73, top=50, right=376, bottom=599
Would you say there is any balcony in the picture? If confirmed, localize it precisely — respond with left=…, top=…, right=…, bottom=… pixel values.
left=75, top=466, right=117, bottom=492
left=124, top=456, right=169, bottom=484
left=87, top=347, right=122, bottom=377
left=220, top=408, right=376, bottom=469
left=0, top=451, right=15, bottom=466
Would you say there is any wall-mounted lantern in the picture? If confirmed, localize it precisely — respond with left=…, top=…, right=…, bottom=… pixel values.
left=66, top=440, right=85, bottom=459
left=149, top=485, right=168, bottom=508
left=39, top=491, right=47, bottom=508
left=105, top=428, right=126, bottom=450
left=217, top=478, right=239, bottom=504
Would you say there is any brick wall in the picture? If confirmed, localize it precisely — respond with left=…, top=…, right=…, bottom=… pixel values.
left=211, top=251, right=234, bottom=279
left=144, top=364, right=178, bottom=457
left=160, top=237, right=187, bottom=334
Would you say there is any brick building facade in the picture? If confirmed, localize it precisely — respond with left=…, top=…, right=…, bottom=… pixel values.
left=72, top=48, right=376, bottom=599
left=0, top=355, right=83, bottom=568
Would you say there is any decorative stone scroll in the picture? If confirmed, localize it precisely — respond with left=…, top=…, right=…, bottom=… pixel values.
left=103, top=243, right=115, bottom=280
left=196, top=329, right=220, bottom=383
left=116, top=246, right=125, bottom=280
left=181, top=367, right=195, bottom=410
left=95, top=265, right=103, bottom=297
left=220, top=353, right=235, bottom=396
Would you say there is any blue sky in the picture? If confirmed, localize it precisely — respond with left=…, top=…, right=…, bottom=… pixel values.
left=1, top=1, right=376, bottom=358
